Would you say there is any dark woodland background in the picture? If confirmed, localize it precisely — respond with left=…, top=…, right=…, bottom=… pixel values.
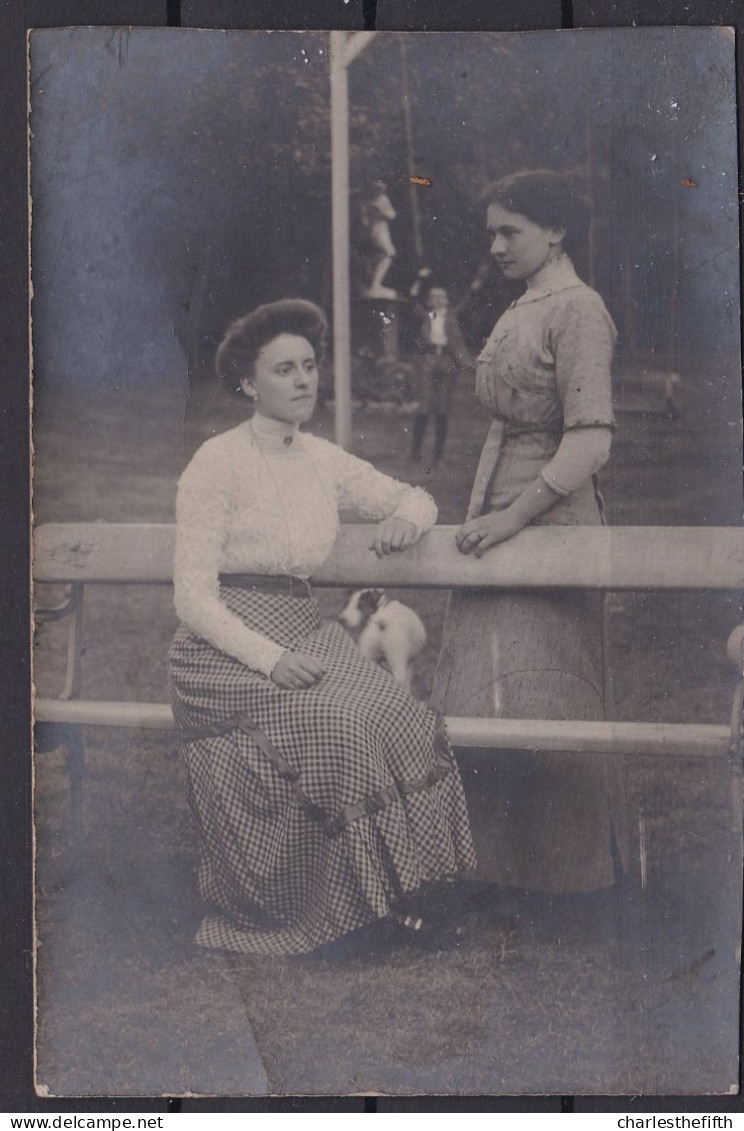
left=30, top=26, right=738, bottom=399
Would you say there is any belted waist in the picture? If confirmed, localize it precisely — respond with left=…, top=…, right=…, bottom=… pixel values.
left=218, top=573, right=313, bottom=599
left=467, top=414, right=562, bottom=520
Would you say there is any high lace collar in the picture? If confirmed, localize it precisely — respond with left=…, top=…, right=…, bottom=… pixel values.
left=517, top=254, right=583, bottom=304
left=247, top=412, right=301, bottom=454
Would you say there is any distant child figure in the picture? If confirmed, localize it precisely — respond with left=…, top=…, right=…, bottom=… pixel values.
left=409, top=274, right=473, bottom=465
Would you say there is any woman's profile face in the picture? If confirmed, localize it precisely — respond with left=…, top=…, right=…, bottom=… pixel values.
left=240, top=333, right=318, bottom=425
left=486, top=202, right=565, bottom=282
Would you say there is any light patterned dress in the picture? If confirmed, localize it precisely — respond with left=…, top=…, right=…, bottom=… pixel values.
left=431, top=255, right=628, bottom=893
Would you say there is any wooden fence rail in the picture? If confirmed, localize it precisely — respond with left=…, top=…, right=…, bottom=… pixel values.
left=32, top=698, right=732, bottom=760
left=33, top=521, right=744, bottom=856
left=34, top=522, right=744, bottom=591
left=33, top=522, right=744, bottom=752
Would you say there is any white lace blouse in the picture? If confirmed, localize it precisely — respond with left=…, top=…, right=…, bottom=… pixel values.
left=174, top=414, right=437, bottom=677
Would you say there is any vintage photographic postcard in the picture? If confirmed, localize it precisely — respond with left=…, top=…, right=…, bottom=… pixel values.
left=30, top=26, right=743, bottom=1097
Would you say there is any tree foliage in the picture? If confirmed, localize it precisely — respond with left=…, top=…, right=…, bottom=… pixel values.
left=31, top=27, right=738, bottom=389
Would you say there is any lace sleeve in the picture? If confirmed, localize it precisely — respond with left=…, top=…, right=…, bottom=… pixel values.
left=173, top=442, right=286, bottom=678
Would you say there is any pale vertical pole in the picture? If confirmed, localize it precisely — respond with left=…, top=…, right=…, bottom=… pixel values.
left=400, top=38, right=423, bottom=261
left=329, top=32, right=352, bottom=450
left=585, top=114, right=597, bottom=290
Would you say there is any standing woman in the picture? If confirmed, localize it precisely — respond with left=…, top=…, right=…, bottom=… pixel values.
left=169, top=299, right=475, bottom=956
left=431, top=170, right=626, bottom=894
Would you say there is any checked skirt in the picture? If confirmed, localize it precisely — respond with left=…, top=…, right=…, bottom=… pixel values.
left=168, top=585, right=476, bottom=955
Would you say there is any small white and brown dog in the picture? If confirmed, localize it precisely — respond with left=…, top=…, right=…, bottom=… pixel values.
left=338, top=589, right=427, bottom=694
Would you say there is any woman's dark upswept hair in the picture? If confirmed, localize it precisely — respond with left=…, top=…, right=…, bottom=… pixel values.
left=485, top=169, right=591, bottom=253
left=216, top=299, right=328, bottom=394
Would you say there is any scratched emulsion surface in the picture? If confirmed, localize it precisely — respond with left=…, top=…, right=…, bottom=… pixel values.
left=31, top=27, right=741, bottom=1095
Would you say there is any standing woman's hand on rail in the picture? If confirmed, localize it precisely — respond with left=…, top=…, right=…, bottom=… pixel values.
left=456, top=508, right=526, bottom=556
left=457, top=476, right=564, bottom=557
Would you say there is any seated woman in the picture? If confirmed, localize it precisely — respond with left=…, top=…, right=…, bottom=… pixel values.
left=168, top=299, right=475, bottom=956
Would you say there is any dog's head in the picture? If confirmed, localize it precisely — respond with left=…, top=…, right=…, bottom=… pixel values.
left=338, top=588, right=386, bottom=629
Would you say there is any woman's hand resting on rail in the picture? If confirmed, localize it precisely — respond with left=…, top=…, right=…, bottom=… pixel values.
left=369, top=518, right=419, bottom=559
left=457, top=479, right=562, bottom=557
left=271, top=651, right=326, bottom=689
